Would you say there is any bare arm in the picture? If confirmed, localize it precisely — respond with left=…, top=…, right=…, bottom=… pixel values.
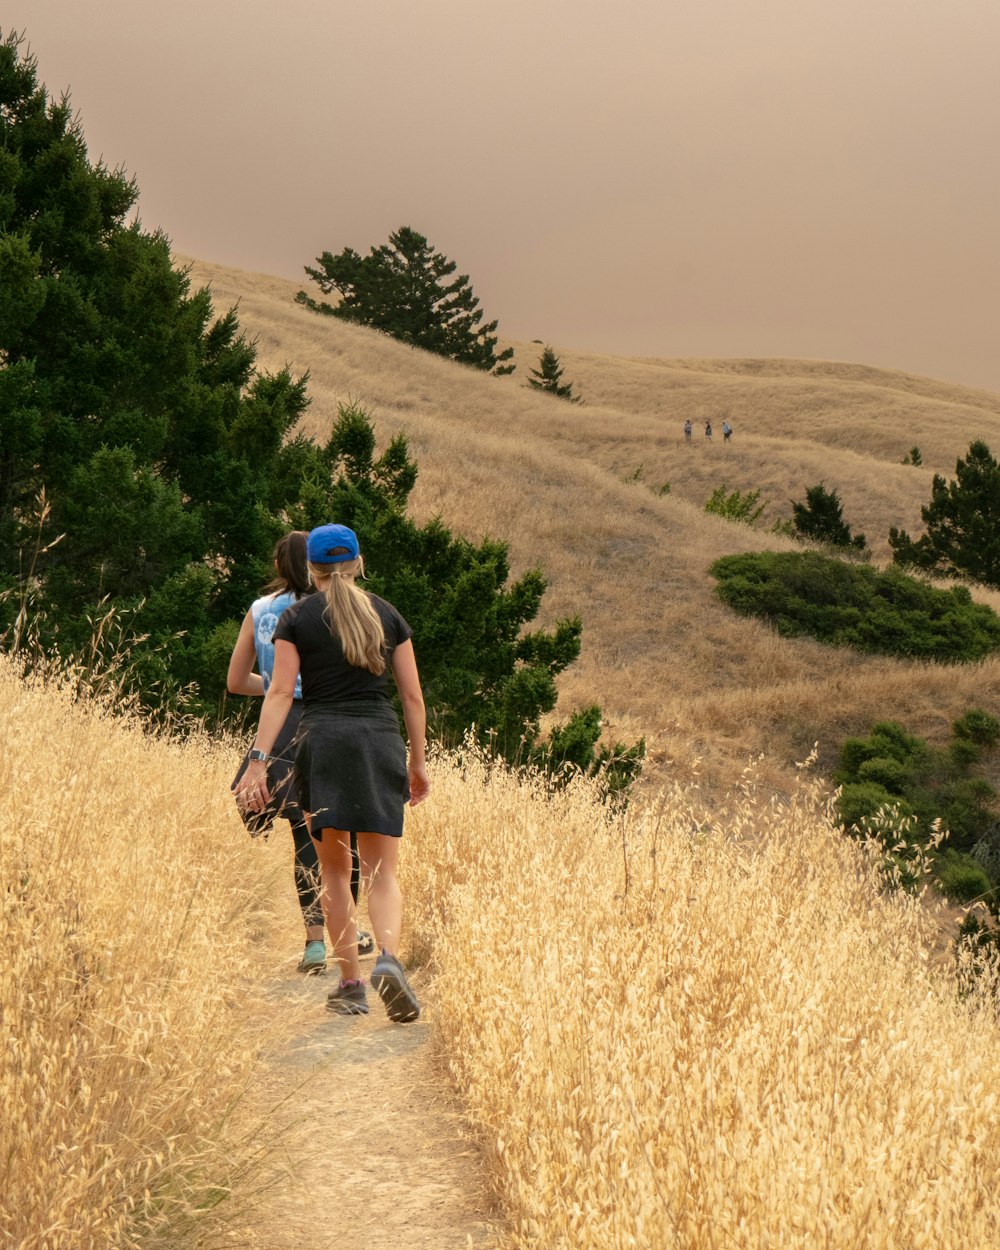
left=391, top=639, right=429, bottom=805
left=234, top=639, right=300, bottom=811
left=227, top=611, right=264, bottom=697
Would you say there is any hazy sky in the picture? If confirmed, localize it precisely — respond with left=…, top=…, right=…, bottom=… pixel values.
left=10, top=0, right=1000, bottom=391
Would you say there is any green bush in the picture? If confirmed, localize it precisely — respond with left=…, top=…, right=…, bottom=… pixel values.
left=954, top=709, right=1000, bottom=746
left=704, top=486, right=767, bottom=527
left=838, top=782, right=914, bottom=833
left=936, top=851, right=991, bottom=902
left=938, top=778, right=998, bottom=852
left=857, top=756, right=912, bottom=795
left=949, top=738, right=982, bottom=770
left=835, top=713, right=999, bottom=866
left=710, top=551, right=1000, bottom=662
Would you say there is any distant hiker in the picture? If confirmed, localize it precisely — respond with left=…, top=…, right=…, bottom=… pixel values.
left=722, top=420, right=732, bottom=442
left=228, top=532, right=374, bottom=973
left=705, top=420, right=713, bottom=439
left=235, top=524, right=429, bottom=1023
left=683, top=419, right=693, bottom=441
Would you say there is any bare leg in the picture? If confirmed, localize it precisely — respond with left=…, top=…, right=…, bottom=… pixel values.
left=357, top=832, right=402, bottom=955
left=311, top=827, right=360, bottom=982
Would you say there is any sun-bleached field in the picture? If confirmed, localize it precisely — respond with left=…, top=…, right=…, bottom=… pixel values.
left=7, top=659, right=1000, bottom=1249
left=0, top=658, right=304, bottom=1250
left=179, top=257, right=1000, bottom=801
left=409, top=751, right=1000, bottom=1250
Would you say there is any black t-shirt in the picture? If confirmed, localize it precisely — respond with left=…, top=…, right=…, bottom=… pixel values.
left=272, top=591, right=412, bottom=707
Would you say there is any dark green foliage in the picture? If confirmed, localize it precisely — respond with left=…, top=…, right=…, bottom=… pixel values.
left=532, top=704, right=645, bottom=803
left=837, top=781, right=915, bottom=833
left=790, top=483, right=866, bottom=550
left=296, top=225, right=515, bottom=376
left=890, top=440, right=1000, bottom=588
left=857, top=756, right=912, bottom=794
left=0, top=36, right=639, bottom=795
left=953, top=708, right=1000, bottom=746
left=704, top=485, right=767, bottom=527
left=956, top=909, right=1000, bottom=994
left=936, top=851, right=991, bottom=902
left=835, top=714, right=999, bottom=856
left=901, top=446, right=922, bottom=466
left=710, top=551, right=1000, bottom=662
left=0, top=32, right=313, bottom=707
left=528, top=345, right=580, bottom=403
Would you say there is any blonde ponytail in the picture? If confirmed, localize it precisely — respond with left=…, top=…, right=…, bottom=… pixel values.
left=310, top=557, right=386, bottom=674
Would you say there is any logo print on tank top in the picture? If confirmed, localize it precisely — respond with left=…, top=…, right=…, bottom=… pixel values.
left=258, top=612, right=280, bottom=644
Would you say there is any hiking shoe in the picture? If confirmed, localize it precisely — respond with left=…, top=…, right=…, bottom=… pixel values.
left=370, top=951, right=421, bottom=1023
left=326, top=978, right=369, bottom=1015
left=357, top=929, right=375, bottom=957
left=297, top=940, right=327, bottom=975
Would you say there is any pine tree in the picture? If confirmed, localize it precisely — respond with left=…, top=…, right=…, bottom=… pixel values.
left=527, top=345, right=581, bottom=403
left=296, top=226, right=515, bottom=375
left=791, top=483, right=866, bottom=550
left=889, top=441, right=1000, bottom=588
left=0, top=33, right=640, bottom=793
left=0, top=31, right=316, bottom=703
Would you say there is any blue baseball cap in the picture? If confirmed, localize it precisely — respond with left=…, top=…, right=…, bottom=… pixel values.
left=306, top=523, right=360, bottom=563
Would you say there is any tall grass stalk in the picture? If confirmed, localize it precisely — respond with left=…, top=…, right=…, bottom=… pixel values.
left=0, top=656, right=296, bottom=1249
left=405, top=749, right=1000, bottom=1248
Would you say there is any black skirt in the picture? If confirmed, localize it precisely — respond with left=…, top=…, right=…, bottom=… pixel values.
left=296, top=700, right=409, bottom=838
left=231, top=701, right=305, bottom=836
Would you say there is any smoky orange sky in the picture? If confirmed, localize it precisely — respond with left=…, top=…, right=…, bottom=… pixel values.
left=11, top=0, right=1000, bottom=391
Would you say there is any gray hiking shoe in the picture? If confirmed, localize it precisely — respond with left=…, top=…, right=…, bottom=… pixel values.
left=370, top=951, right=421, bottom=1023
left=297, top=940, right=327, bottom=975
left=327, top=978, right=369, bottom=1015
left=357, top=929, right=376, bottom=957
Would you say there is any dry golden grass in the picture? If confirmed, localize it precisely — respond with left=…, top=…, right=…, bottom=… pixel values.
left=177, top=256, right=1000, bottom=801
left=7, top=654, right=1000, bottom=1247
left=0, top=657, right=301, bottom=1249
left=405, top=750, right=1000, bottom=1249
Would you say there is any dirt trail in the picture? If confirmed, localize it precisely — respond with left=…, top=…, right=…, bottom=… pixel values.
left=245, top=964, right=502, bottom=1250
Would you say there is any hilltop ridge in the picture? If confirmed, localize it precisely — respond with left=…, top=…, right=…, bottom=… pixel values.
left=179, top=255, right=1000, bottom=796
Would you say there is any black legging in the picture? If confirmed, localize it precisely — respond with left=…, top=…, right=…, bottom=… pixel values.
left=292, top=822, right=359, bottom=928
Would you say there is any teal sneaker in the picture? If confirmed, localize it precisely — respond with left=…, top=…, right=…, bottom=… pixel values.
left=370, top=951, right=420, bottom=1023
left=297, top=940, right=327, bottom=975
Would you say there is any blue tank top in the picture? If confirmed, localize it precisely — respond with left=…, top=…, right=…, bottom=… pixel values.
left=251, top=591, right=303, bottom=699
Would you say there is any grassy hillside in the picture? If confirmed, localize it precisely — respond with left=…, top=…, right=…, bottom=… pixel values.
left=180, top=256, right=1000, bottom=798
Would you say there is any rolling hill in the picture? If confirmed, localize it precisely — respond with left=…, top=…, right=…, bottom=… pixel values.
left=181, top=256, right=1000, bottom=799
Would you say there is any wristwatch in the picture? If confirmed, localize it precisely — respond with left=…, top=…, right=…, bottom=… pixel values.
left=247, top=748, right=272, bottom=763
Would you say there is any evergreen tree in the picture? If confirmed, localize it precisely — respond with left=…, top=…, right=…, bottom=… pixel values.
left=296, top=226, right=515, bottom=375
left=528, top=345, right=581, bottom=403
left=0, top=33, right=639, bottom=794
left=889, top=441, right=1000, bottom=589
left=791, top=483, right=866, bottom=550
left=0, top=31, right=316, bottom=703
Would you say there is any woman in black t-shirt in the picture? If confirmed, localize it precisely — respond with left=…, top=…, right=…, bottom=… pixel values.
left=235, top=523, right=429, bottom=1022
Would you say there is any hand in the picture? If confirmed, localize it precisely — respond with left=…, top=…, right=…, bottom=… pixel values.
left=235, top=759, right=271, bottom=813
left=408, top=762, right=430, bottom=807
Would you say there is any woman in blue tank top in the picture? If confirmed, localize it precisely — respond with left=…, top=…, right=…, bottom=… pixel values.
left=227, top=531, right=371, bottom=974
